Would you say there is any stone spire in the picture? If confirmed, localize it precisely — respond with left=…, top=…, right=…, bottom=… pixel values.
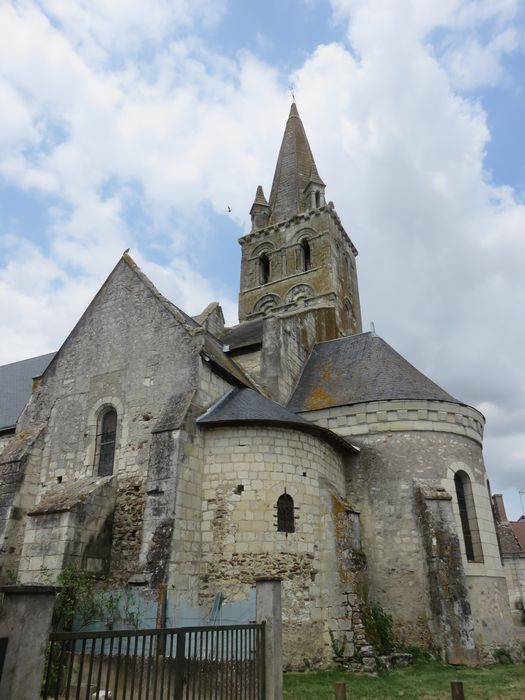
left=250, top=185, right=270, bottom=230
left=251, top=185, right=269, bottom=209
left=268, top=103, right=324, bottom=224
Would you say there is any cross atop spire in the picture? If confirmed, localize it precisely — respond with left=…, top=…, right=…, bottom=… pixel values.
left=268, top=103, right=324, bottom=224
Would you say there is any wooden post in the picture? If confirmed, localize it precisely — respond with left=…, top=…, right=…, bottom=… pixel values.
left=451, top=680, right=465, bottom=699
left=335, top=682, right=347, bottom=700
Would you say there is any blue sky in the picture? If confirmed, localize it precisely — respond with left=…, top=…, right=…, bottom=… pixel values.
left=1, top=0, right=525, bottom=517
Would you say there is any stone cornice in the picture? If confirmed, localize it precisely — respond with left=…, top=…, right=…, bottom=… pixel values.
left=298, top=399, right=485, bottom=445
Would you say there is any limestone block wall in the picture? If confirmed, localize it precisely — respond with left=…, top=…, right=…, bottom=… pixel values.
left=300, top=400, right=518, bottom=660
left=230, top=350, right=262, bottom=386
left=166, top=425, right=206, bottom=605
left=238, top=207, right=361, bottom=336
left=260, top=308, right=336, bottom=403
left=198, top=424, right=363, bottom=668
left=18, top=260, right=200, bottom=489
left=6, top=260, right=211, bottom=583
left=18, top=476, right=116, bottom=583
left=502, top=555, right=525, bottom=624
left=0, top=431, right=44, bottom=582
left=139, top=360, right=234, bottom=591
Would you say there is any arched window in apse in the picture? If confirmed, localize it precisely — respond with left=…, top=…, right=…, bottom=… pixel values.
left=454, top=470, right=483, bottom=562
left=277, top=493, right=295, bottom=533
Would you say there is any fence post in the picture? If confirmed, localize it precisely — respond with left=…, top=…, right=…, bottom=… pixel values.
left=335, top=682, right=347, bottom=699
left=173, top=630, right=186, bottom=700
left=451, top=680, right=465, bottom=699
left=256, top=577, right=283, bottom=700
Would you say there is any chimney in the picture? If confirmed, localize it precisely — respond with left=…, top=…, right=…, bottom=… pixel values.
left=492, top=494, right=508, bottom=523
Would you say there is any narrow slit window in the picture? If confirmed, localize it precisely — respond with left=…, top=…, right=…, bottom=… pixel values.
left=260, top=253, right=270, bottom=284
left=315, top=190, right=320, bottom=207
left=454, top=471, right=483, bottom=562
left=277, top=493, right=295, bottom=533
left=300, top=239, right=311, bottom=272
left=96, top=408, right=117, bottom=476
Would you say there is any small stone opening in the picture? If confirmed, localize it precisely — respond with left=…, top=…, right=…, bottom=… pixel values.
left=277, top=493, right=295, bottom=533
left=234, top=484, right=244, bottom=495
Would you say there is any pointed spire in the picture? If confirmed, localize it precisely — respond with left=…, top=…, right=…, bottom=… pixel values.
left=252, top=185, right=269, bottom=207
left=306, top=163, right=325, bottom=188
left=268, top=103, right=324, bottom=223
left=250, top=185, right=271, bottom=230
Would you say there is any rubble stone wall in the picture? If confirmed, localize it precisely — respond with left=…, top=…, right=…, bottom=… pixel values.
left=199, top=424, right=368, bottom=668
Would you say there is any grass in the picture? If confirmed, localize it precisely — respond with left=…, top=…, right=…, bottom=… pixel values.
left=283, top=661, right=525, bottom=699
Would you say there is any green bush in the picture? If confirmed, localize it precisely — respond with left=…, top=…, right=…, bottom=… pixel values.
left=493, top=648, right=513, bottom=665
left=362, top=602, right=395, bottom=654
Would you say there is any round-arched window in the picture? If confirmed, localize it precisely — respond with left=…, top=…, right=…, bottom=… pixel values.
left=260, top=253, right=270, bottom=284
left=277, top=493, right=295, bottom=533
left=300, top=239, right=311, bottom=272
left=96, top=407, right=117, bottom=476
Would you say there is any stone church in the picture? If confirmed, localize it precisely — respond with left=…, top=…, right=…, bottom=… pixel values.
left=0, top=104, right=520, bottom=667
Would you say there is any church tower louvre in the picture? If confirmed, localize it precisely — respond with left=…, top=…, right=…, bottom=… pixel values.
left=238, top=103, right=362, bottom=339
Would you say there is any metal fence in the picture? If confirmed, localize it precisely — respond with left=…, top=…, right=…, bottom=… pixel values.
left=42, top=623, right=266, bottom=700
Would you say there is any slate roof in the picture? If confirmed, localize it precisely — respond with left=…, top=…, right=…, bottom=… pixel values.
left=0, top=353, right=55, bottom=431
left=197, top=387, right=355, bottom=452
left=222, top=319, right=263, bottom=351
left=288, top=332, right=459, bottom=412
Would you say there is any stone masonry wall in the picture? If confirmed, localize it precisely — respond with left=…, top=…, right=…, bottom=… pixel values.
left=502, top=555, right=525, bottom=625
left=9, top=259, right=204, bottom=583
left=165, top=362, right=234, bottom=599
left=199, top=424, right=367, bottom=668
left=301, top=400, right=518, bottom=660
left=260, top=308, right=337, bottom=403
left=0, top=431, right=44, bottom=582
left=238, top=206, right=361, bottom=336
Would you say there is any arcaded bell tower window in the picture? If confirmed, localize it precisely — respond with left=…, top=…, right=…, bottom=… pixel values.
left=300, top=239, right=311, bottom=272
left=277, top=493, right=295, bottom=533
left=260, top=253, right=270, bottom=284
left=96, top=407, right=117, bottom=476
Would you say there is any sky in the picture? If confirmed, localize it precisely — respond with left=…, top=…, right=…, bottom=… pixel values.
left=1, top=0, right=525, bottom=517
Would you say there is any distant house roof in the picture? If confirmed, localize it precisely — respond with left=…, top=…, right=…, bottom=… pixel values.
left=0, top=353, right=55, bottom=431
left=222, top=319, right=263, bottom=351
left=288, top=332, right=459, bottom=412
left=511, top=520, right=525, bottom=552
left=197, top=387, right=356, bottom=452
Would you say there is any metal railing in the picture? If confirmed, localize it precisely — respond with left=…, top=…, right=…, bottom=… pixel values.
left=42, top=623, right=266, bottom=700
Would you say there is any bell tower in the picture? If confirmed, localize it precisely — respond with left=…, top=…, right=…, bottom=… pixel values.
left=238, top=103, right=362, bottom=338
